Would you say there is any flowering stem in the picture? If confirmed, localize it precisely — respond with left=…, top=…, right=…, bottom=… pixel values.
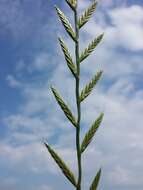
left=74, top=2, right=82, bottom=190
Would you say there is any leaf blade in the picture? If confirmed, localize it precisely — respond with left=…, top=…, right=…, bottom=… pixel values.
left=51, top=87, right=77, bottom=127
left=55, top=7, right=76, bottom=41
left=80, top=71, right=103, bottom=102
left=59, top=37, right=77, bottom=76
left=79, top=34, right=104, bottom=63
left=78, top=0, right=97, bottom=28
left=44, top=143, right=77, bottom=187
left=81, top=113, right=104, bottom=153
left=90, top=169, right=101, bottom=190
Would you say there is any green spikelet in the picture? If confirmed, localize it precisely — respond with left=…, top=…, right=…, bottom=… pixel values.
left=55, top=7, right=76, bottom=41
left=79, top=34, right=104, bottom=63
left=90, top=169, right=101, bottom=190
left=81, top=113, right=104, bottom=153
left=44, top=143, right=77, bottom=187
left=78, top=0, right=97, bottom=28
left=65, top=0, right=77, bottom=10
left=80, top=71, right=103, bottom=102
left=59, top=37, right=77, bottom=76
left=51, top=87, right=77, bottom=127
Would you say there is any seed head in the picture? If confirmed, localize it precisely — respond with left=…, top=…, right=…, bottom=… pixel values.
left=70, top=0, right=77, bottom=8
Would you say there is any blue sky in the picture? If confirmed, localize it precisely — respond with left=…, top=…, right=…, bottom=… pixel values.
left=0, top=0, right=143, bottom=190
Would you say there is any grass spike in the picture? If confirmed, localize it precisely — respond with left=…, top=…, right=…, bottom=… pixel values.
left=81, top=113, right=104, bottom=153
left=90, top=169, right=102, bottom=190
left=79, top=33, right=104, bottom=63
left=51, top=86, right=77, bottom=127
left=59, top=37, right=77, bottom=76
left=65, top=0, right=77, bottom=10
left=80, top=71, right=103, bottom=102
left=55, top=6, right=76, bottom=41
left=44, top=1, right=106, bottom=190
left=78, top=0, right=97, bottom=28
left=44, top=143, right=77, bottom=187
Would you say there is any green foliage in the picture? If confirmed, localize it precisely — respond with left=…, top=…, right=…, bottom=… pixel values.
left=45, top=143, right=77, bottom=187
left=45, top=1, right=105, bottom=190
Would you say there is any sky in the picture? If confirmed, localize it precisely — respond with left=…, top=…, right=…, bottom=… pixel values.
left=0, top=0, right=143, bottom=190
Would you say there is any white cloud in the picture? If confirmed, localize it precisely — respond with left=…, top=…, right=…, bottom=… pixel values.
left=82, top=5, right=143, bottom=51
left=107, top=5, right=143, bottom=50
left=37, top=185, right=53, bottom=190
left=0, top=142, right=52, bottom=173
left=79, top=0, right=128, bottom=10
left=6, top=75, right=22, bottom=88
left=28, top=53, right=50, bottom=72
left=3, top=113, right=57, bottom=145
left=101, top=0, right=128, bottom=8
left=0, top=0, right=51, bottom=40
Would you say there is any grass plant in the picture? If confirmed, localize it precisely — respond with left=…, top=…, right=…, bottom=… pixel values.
left=44, top=1, right=104, bottom=189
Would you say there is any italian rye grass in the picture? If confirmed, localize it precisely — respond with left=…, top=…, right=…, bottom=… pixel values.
left=44, top=0, right=104, bottom=190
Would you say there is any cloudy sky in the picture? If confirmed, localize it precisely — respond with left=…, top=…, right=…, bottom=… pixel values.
left=0, top=0, right=143, bottom=190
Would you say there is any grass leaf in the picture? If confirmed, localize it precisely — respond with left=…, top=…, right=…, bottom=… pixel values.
left=78, top=0, right=97, bottom=28
left=80, top=71, right=102, bottom=102
left=51, top=87, right=77, bottom=127
left=44, top=143, right=77, bottom=187
left=81, top=113, right=104, bottom=153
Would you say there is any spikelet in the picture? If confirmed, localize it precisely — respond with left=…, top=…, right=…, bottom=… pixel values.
left=51, top=87, right=77, bottom=127
left=80, top=71, right=102, bottom=102
left=59, top=37, right=77, bottom=76
left=70, top=0, right=77, bottom=7
left=65, top=0, right=77, bottom=10
left=55, top=7, right=76, bottom=41
left=79, top=34, right=104, bottom=63
left=90, top=169, right=101, bottom=190
left=44, top=143, right=77, bottom=187
left=81, top=113, right=104, bottom=153
left=78, top=0, right=97, bottom=28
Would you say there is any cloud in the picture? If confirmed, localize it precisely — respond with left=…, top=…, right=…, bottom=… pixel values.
left=107, top=5, right=143, bottom=50
left=0, top=141, right=77, bottom=190
left=0, top=0, right=52, bottom=41
left=3, top=113, right=58, bottom=145
left=36, top=185, right=53, bottom=190
left=100, top=0, right=128, bottom=8
left=79, top=0, right=128, bottom=10
left=29, top=53, right=50, bottom=72
left=108, top=165, right=143, bottom=186
left=0, top=142, right=52, bottom=172
left=82, top=5, right=143, bottom=51
left=0, top=177, right=18, bottom=188
left=6, top=75, right=22, bottom=88
left=3, top=64, right=143, bottom=190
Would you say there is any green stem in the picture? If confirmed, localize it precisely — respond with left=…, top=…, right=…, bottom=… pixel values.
left=74, top=3, right=82, bottom=190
